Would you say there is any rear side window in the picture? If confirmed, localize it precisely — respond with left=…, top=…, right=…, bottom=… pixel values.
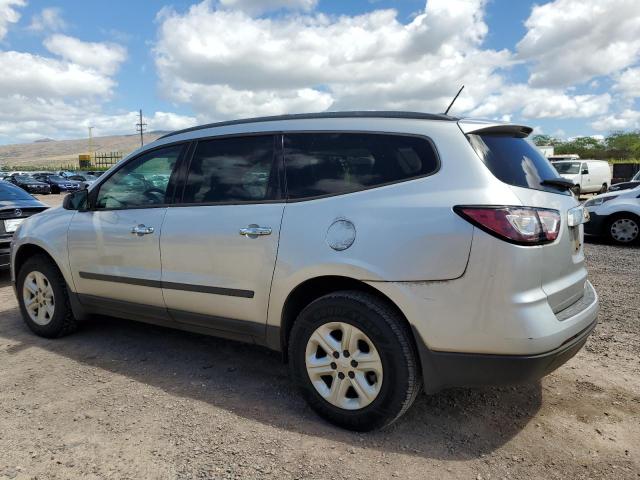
left=183, top=135, right=277, bottom=204
left=284, top=133, right=439, bottom=199
left=468, top=134, right=569, bottom=195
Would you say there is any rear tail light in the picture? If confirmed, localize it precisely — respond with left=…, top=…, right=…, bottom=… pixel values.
left=454, top=206, right=561, bottom=245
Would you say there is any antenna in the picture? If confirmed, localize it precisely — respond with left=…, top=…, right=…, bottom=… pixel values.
left=135, top=109, right=147, bottom=147
left=443, top=85, right=465, bottom=115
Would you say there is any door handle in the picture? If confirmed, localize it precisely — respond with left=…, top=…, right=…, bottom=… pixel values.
left=131, top=224, right=155, bottom=236
left=239, top=225, right=272, bottom=237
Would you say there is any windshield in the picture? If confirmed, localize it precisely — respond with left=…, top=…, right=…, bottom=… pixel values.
left=14, top=175, right=35, bottom=182
left=467, top=134, right=569, bottom=195
left=553, top=162, right=582, bottom=175
left=0, top=181, right=34, bottom=200
left=48, top=175, right=67, bottom=181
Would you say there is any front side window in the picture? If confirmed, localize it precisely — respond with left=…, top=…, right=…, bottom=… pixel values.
left=283, top=133, right=439, bottom=199
left=182, top=135, right=276, bottom=204
left=95, top=145, right=184, bottom=209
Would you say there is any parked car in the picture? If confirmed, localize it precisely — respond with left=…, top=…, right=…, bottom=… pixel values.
left=32, top=174, right=81, bottom=194
left=0, top=181, right=48, bottom=268
left=552, top=159, right=612, bottom=195
left=10, top=112, right=599, bottom=431
left=5, top=174, right=51, bottom=194
left=68, top=174, right=98, bottom=190
left=609, top=170, right=640, bottom=192
left=584, top=186, right=640, bottom=244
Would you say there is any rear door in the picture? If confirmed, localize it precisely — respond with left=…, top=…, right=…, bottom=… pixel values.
left=465, top=128, right=587, bottom=312
left=160, top=135, right=284, bottom=337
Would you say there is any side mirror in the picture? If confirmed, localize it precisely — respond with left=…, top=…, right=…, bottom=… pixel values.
left=582, top=169, right=589, bottom=175
left=63, top=189, right=89, bottom=211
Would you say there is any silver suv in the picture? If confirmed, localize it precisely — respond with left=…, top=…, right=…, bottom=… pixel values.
left=11, top=112, right=599, bottom=431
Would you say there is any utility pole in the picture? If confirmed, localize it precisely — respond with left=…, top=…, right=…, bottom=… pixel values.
left=135, top=109, right=147, bottom=147
left=88, top=126, right=94, bottom=157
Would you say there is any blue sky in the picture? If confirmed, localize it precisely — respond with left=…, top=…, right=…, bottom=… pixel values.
left=0, top=0, right=639, bottom=144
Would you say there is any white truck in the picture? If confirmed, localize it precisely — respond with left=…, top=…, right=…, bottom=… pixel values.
left=552, top=159, right=612, bottom=194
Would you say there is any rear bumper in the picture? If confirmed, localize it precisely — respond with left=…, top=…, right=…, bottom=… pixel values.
left=414, top=316, right=597, bottom=393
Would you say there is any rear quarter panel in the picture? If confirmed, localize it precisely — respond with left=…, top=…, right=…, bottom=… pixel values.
left=266, top=118, right=525, bottom=331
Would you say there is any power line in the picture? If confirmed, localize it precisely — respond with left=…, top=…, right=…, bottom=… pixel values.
left=135, top=109, right=147, bottom=147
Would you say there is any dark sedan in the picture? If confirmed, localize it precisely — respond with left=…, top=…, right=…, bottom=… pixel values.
left=33, top=174, right=81, bottom=194
left=0, top=181, right=48, bottom=268
left=6, top=174, right=51, bottom=194
left=609, top=171, right=640, bottom=192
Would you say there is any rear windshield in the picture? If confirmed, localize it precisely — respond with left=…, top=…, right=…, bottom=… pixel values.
left=0, top=181, right=34, bottom=201
left=553, top=162, right=581, bottom=174
left=467, top=134, right=570, bottom=195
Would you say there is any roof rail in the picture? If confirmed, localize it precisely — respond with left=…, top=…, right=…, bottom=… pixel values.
left=158, top=110, right=458, bottom=140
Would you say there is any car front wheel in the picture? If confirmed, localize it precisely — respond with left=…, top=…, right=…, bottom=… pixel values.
left=289, top=291, right=421, bottom=431
left=17, top=254, right=78, bottom=338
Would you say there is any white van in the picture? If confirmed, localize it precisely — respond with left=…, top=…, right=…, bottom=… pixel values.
left=553, top=160, right=612, bottom=194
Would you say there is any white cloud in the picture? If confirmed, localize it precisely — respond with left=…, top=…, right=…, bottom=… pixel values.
left=0, top=96, right=196, bottom=142
left=0, top=50, right=115, bottom=97
left=472, top=85, right=611, bottom=119
left=155, top=0, right=512, bottom=120
left=591, top=109, right=640, bottom=131
left=614, top=67, right=640, bottom=98
left=0, top=0, right=25, bottom=40
left=219, top=0, right=317, bottom=15
left=28, top=7, right=66, bottom=32
left=517, top=0, right=640, bottom=88
left=44, top=34, right=127, bottom=75
left=148, top=111, right=197, bottom=131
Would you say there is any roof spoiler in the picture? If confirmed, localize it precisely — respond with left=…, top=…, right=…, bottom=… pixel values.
left=458, top=119, right=533, bottom=138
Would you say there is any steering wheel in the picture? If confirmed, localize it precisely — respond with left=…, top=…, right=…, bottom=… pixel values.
left=143, top=188, right=166, bottom=203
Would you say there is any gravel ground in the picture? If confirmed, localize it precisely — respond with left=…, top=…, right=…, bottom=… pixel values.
left=0, top=195, right=638, bottom=479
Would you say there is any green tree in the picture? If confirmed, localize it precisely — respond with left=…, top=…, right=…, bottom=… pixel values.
left=531, top=134, right=559, bottom=146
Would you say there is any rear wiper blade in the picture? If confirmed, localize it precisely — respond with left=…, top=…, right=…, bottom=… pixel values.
left=540, top=178, right=576, bottom=190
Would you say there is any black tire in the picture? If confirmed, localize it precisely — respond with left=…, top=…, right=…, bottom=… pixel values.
left=289, top=290, right=421, bottom=431
left=606, top=213, right=640, bottom=245
left=600, top=183, right=608, bottom=194
left=16, top=254, right=78, bottom=338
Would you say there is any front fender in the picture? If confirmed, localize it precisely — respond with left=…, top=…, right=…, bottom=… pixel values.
left=11, top=208, right=76, bottom=289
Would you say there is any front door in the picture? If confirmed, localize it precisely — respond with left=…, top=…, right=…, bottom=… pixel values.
left=160, top=135, right=284, bottom=337
left=68, top=144, right=185, bottom=314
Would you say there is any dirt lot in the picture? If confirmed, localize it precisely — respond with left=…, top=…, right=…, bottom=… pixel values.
left=0, top=195, right=638, bottom=480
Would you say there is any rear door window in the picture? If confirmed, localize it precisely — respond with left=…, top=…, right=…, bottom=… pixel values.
left=467, top=134, right=570, bottom=195
left=283, top=132, right=439, bottom=199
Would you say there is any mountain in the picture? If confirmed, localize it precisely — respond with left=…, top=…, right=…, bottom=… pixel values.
left=0, top=132, right=168, bottom=168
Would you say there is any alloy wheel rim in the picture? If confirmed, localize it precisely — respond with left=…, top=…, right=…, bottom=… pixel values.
left=305, top=322, right=383, bottom=410
left=22, top=271, right=55, bottom=326
left=610, top=218, right=639, bottom=243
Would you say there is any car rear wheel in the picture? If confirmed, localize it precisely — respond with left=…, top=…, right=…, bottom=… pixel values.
left=17, top=254, right=78, bottom=338
left=289, top=291, right=421, bottom=431
left=607, top=214, right=639, bottom=244
left=599, top=183, right=608, bottom=194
